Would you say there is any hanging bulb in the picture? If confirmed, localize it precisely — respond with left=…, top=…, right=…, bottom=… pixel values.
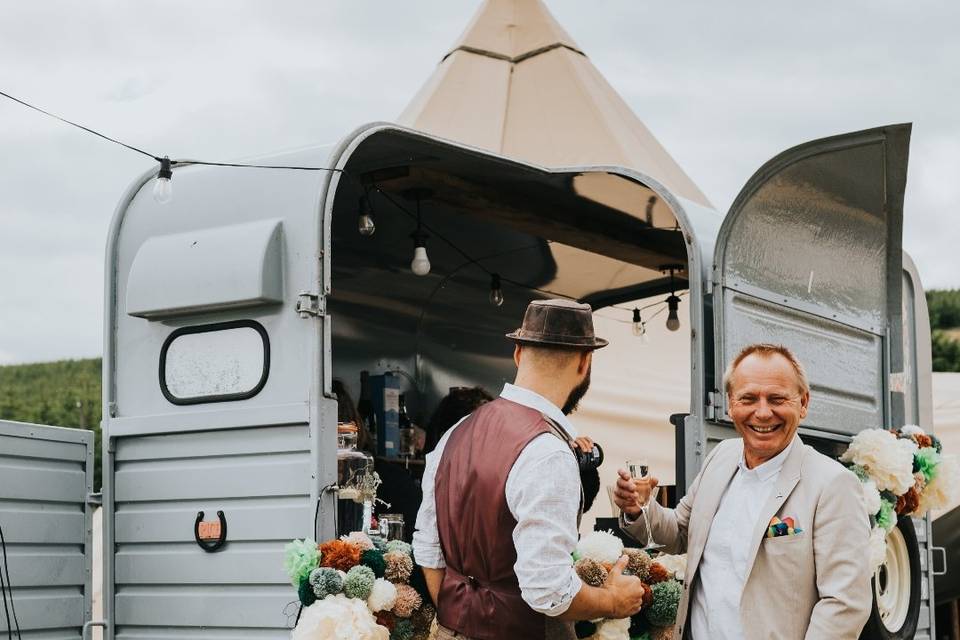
left=632, top=308, right=645, bottom=337
left=410, top=234, right=431, bottom=276
left=357, top=196, right=375, bottom=236
left=152, top=156, right=173, bottom=204
left=666, top=294, right=681, bottom=331
left=489, top=273, right=504, bottom=307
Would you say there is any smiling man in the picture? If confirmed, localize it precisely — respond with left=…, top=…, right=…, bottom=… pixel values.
left=614, top=343, right=872, bottom=639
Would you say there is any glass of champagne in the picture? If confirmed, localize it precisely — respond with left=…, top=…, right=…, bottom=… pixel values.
left=627, top=458, right=663, bottom=551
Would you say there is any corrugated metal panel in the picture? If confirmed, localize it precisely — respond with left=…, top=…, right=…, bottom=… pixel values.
left=0, top=421, right=93, bottom=638
left=112, top=424, right=311, bottom=638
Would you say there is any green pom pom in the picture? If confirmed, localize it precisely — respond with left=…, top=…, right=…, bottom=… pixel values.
left=361, top=548, right=387, bottom=578
left=391, top=618, right=414, bottom=640
left=575, top=620, right=597, bottom=638
left=372, top=536, right=389, bottom=552
left=297, top=576, right=316, bottom=606
left=916, top=447, right=941, bottom=483
left=850, top=464, right=870, bottom=482
left=645, top=579, right=682, bottom=627
left=876, top=499, right=897, bottom=532
left=386, top=540, right=412, bottom=556
left=284, top=538, right=319, bottom=587
left=571, top=549, right=582, bottom=562
left=931, top=435, right=943, bottom=454
left=344, top=565, right=376, bottom=600
left=309, top=567, right=343, bottom=599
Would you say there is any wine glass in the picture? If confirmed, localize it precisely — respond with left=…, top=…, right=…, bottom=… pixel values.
left=627, top=458, right=663, bottom=551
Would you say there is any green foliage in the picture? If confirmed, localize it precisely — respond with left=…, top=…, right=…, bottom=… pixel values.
left=928, top=289, right=960, bottom=331
left=928, top=290, right=960, bottom=372
left=0, top=358, right=102, bottom=489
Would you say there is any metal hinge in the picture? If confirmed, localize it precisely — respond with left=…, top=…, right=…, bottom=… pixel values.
left=87, top=492, right=103, bottom=507
left=706, top=390, right=722, bottom=421
left=296, top=292, right=324, bottom=318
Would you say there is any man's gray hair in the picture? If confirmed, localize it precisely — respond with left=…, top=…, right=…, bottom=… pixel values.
left=723, top=343, right=810, bottom=395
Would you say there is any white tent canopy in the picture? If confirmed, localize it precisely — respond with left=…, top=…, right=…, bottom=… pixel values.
left=933, top=373, right=960, bottom=518
left=398, top=0, right=711, bottom=207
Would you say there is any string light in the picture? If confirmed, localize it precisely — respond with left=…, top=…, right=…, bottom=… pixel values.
left=152, top=156, right=173, bottom=204
left=631, top=308, right=648, bottom=342
left=357, top=196, right=375, bottom=236
left=489, top=273, right=504, bottom=307
left=665, top=294, right=681, bottom=331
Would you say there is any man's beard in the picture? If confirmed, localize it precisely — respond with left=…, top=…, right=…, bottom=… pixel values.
left=562, top=365, right=591, bottom=415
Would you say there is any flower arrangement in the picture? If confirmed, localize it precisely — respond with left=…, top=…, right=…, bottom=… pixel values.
left=571, top=531, right=685, bottom=640
left=284, top=532, right=435, bottom=640
left=841, top=425, right=959, bottom=570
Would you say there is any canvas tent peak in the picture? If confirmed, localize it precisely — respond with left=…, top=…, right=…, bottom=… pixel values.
left=443, top=0, right=582, bottom=62
left=398, top=0, right=712, bottom=208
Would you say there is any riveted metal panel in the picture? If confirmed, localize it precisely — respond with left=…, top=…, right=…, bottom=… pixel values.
left=0, top=421, right=94, bottom=638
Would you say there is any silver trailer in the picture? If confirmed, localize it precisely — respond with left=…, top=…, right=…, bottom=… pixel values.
left=0, top=121, right=935, bottom=639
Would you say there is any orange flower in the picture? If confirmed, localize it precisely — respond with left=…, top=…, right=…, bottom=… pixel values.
left=318, top=539, right=362, bottom=572
left=640, top=582, right=654, bottom=608
left=646, top=562, right=670, bottom=585
left=896, top=486, right=921, bottom=516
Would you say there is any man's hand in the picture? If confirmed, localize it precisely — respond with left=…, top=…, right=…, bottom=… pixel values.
left=572, top=436, right=594, bottom=453
left=614, top=468, right=658, bottom=518
left=604, top=555, right=647, bottom=618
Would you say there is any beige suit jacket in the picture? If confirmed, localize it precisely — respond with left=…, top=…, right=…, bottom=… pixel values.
left=621, top=436, right=871, bottom=640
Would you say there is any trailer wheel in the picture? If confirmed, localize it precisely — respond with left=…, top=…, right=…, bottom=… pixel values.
left=860, top=517, right=921, bottom=640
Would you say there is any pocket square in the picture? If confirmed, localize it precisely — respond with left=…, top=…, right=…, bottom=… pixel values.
left=766, top=516, right=803, bottom=538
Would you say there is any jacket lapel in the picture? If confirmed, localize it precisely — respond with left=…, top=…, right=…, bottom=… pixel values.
left=685, top=442, right=741, bottom=573
left=741, top=437, right=807, bottom=582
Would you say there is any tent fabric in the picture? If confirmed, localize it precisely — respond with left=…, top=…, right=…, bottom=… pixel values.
left=397, top=0, right=711, bottom=208
left=933, top=372, right=960, bottom=518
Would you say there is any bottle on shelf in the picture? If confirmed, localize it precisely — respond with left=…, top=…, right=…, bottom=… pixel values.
left=398, top=394, right=416, bottom=459
left=357, top=370, right=377, bottom=453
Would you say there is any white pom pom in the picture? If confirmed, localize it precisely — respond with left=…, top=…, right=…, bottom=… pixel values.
left=366, top=578, right=397, bottom=613
left=576, top=530, right=624, bottom=565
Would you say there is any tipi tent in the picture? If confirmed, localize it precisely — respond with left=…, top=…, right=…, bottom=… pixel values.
left=398, top=0, right=703, bottom=531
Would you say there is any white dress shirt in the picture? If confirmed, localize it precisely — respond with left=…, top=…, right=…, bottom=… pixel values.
left=412, top=383, right=584, bottom=616
left=688, top=439, right=795, bottom=639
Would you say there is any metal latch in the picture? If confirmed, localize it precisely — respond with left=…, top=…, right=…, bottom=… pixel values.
left=706, top=390, right=722, bottom=421
left=932, top=546, right=948, bottom=576
left=296, top=292, right=323, bottom=318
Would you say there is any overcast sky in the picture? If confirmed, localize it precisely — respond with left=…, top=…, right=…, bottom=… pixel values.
left=1, top=1, right=957, bottom=364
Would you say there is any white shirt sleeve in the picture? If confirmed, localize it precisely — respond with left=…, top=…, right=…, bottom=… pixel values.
left=506, top=434, right=584, bottom=617
left=411, top=428, right=454, bottom=569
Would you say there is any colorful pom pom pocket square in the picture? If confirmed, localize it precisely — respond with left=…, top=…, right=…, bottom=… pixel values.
left=766, top=516, right=803, bottom=538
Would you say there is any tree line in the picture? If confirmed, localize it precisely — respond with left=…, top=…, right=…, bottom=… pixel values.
left=929, top=289, right=960, bottom=373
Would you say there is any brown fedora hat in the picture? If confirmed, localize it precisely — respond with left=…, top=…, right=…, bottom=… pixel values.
left=506, top=299, right=608, bottom=350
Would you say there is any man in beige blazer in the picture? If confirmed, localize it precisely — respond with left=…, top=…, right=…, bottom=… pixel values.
left=615, top=344, right=871, bottom=639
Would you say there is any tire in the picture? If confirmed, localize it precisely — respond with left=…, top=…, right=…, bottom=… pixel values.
left=860, top=516, right=922, bottom=640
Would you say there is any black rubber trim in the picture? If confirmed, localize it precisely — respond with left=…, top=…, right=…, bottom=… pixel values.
left=159, top=319, right=270, bottom=405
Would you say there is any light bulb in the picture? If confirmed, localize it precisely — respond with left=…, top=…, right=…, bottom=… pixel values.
left=411, top=245, right=431, bottom=276
left=632, top=308, right=645, bottom=338
left=666, top=295, right=681, bottom=331
left=152, top=156, right=173, bottom=204
left=358, top=197, right=375, bottom=236
left=152, top=178, right=172, bottom=204
left=489, top=273, right=504, bottom=307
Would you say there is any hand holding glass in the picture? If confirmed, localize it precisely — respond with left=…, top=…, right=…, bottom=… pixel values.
left=626, top=459, right=663, bottom=551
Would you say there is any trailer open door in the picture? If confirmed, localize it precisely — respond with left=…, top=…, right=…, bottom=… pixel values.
left=711, top=124, right=911, bottom=437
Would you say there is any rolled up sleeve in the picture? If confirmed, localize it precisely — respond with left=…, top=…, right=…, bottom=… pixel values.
left=507, top=439, right=584, bottom=617
left=412, top=445, right=446, bottom=569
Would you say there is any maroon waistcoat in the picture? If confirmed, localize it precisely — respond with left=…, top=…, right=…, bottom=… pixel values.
left=434, top=397, right=576, bottom=639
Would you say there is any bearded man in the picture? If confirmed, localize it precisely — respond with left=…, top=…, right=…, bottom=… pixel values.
left=413, top=299, right=646, bottom=640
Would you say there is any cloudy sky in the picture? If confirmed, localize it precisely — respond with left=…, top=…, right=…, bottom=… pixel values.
left=1, top=1, right=957, bottom=364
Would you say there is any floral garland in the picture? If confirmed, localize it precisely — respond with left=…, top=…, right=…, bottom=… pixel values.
left=840, top=425, right=960, bottom=571
left=572, top=531, right=686, bottom=640
left=284, top=532, right=435, bottom=640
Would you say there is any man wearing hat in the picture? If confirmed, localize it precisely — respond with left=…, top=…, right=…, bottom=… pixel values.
left=413, top=299, right=647, bottom=640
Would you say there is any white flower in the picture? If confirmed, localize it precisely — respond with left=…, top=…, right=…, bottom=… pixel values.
left=593, top=616, right=630, bottom=640
left=840, top=429, right=917, bottom=494
left=655, top=553, right=687, bottom=582
left=860, top=479, right=882, bottom=517
left=366, top=578, right=397, bottom=613
left=868, top=526, right=888, bottom=572
left=899, top=424, right=925, bottom=437
left=576, top=530, right=624, bottom=565
left=916, top=454, right=960, bottom=515
left=293, top=594, right=388, bottom=640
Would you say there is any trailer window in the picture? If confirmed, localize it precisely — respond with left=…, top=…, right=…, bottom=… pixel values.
left=160, top=320, right=270, bottom=404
